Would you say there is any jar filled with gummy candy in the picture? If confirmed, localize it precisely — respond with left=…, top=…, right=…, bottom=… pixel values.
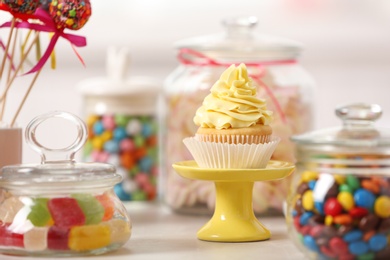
left=78, top=48, right=160, bottom=201
left=163, top=16, right=316, bottom=215
left=0, top=111, right=131, bottom=256
left=288, top=103, right=390, bottom=260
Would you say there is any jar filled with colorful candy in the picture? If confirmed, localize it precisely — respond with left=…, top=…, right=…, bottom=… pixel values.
left=0, top=111, right=131, bottom=256
left=163, top=16, right=316, bottom=215
left=79, top=49, right=160, bottom=201
left=288, top=104, right=390, bottom=260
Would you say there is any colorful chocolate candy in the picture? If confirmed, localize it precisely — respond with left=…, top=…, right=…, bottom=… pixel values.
left=49, top=0, right=91, bottom=30
left=290, top=156, right=390, bottom=260
left=84, top=114, right=158, bottom=201
left=3, top=0, right=41, bottom=14
left=0, top=191, right=131, bottom=254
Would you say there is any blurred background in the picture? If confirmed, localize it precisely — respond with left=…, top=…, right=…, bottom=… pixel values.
left=1, top=0, right=390, bottom=163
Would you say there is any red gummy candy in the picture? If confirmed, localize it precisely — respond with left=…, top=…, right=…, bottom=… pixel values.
left=48, top=198, right=85, bottom=228
left=47, top=226, right=69, bottom=250
left=0, top=223, right=24, bottom=247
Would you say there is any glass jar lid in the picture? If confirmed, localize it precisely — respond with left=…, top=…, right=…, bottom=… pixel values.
left=174, top=16, right=302, bottom=62
left=0, top=111, right=122, bottom=192
left=291, top=103, right=390, bottom=149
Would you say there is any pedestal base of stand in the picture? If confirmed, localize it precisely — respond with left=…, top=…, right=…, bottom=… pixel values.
left=172, top=161, right=295, bottom=243
left=197, top=217, right=270, bottom=242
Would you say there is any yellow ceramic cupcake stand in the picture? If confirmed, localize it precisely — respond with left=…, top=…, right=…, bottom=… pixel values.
left=172, top=160, right=295, bottom=242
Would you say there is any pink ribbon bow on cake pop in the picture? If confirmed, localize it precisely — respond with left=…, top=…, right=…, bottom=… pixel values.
left=0, top=8, right=87, bottom=75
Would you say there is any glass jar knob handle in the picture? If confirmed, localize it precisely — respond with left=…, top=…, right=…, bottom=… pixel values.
left=336, top=103, right=382, bottom=125
left=223, top=16, right=258, bottom=38
left=25, top=111, right=87, bottom=164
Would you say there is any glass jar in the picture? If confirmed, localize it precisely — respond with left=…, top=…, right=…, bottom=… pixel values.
left=288, top=104, right=390, bottom=260
left=78, top=49, right=160, bottom=202
left=0, top=111, right=131, bottom=256
left=163, top=16, right=316, bottom=214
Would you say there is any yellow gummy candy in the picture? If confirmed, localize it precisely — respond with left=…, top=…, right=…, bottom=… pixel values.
left=101, top=219, right=132, bottom=244
left=69, top=224, right=111, bottom=251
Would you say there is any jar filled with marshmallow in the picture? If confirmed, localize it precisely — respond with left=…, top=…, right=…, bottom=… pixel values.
left=78, top=48, right=160, bottom=202
left=163, top=16, right=316, bottom=215
left=288, top=104, right=390, bottom=259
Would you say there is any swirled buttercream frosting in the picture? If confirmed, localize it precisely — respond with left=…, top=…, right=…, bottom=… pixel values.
left=193, top=63, right=273, bottom=129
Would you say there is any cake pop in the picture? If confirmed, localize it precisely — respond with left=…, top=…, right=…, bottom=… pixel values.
left=49, top=0, right=92, bottom=30
left=2, top=0, right=41, bottom=14
left=39, top=0, right=52, bottom=11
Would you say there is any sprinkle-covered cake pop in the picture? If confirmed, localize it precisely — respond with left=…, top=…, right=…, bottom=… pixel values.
left=3, top=0, right=41, bottom=14
left=49, top=0, right=92, bottom=30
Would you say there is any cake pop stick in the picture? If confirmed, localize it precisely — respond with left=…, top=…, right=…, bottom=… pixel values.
left=20, top=30, right=34, bottom=71
left=0, top=27, right=19, bottom=122
left=11, top=68, right=42, bottom=127
left=0, top=32, right=40, bottom=104
left=0, top=18, right=16, bottom=83
left=6, top=29, right=18, bottom=82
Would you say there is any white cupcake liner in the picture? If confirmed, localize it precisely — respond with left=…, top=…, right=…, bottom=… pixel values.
left=195, top=134, right=271, bottom=144
left=183, top=136, right=280, bottom=169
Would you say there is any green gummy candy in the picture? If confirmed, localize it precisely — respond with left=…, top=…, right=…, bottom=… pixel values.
left=72, top=194, right=104, bottom=225
left=28, top=198, right=50, bottom=227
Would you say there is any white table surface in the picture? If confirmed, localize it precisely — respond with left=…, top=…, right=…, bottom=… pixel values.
left=1, top=202, right=306, bottom=260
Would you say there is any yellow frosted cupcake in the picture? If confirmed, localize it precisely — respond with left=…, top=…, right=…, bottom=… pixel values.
left=183, top=63, right=279, bottom=169
left=194, top=63, right=273, bottom=144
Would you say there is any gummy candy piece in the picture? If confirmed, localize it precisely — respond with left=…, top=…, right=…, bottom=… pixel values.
left=24, top=227, right=48, bottom=251
left=27, top=198, right=51, bottom=227
left=101, top=219, right=131, bottom=244
left=0, top=223, right=24, bottom=247
left=69, top=224, right=110, bottom=251
left=0, top=197, right=24, bottom=223
left=48, top=198, right=85, bottom=228
left=47, top=226, right=69, bottom=250
left=96, top=193, right=115, bottom=221
left=72, top=194, right=104, bottom=225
